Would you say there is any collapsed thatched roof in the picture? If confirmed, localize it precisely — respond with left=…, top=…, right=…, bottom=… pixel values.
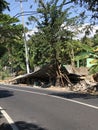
left=11, top=63, right=69, bottom=83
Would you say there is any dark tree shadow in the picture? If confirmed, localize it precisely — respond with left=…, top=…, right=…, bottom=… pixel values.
left=0, top=123, right=12, bottom=130
left=0, top=90, right=13, bottom=98
left=16, top=121, right=47, bottom=130
left=0, top=112, right=2, bottom=118
left=0, top=121, right=47, bottom=130
left=50, top=92, right=98, bottom=99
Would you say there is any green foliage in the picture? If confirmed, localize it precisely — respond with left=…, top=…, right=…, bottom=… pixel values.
left=89, top=60, right=98, bottom=74
left=28, top=32, right=51, bottom=66
left=28, top=0, right=85, bottom=67
left=0, top=14, right=22, bottom=45
left=0, top=13, right=26, bottom=74
left=1, top=0, right=97, bottom=78
left=0, top=70, right=10, bottom=80
left=0, top=0, right=10, bottom=13
left=74, top=30, right=98, bottom=74
left=0, top=45, right=7, bottom=57
left=92, top=32, right=98, bottom=46
left=72, top=0, right=98, bottom=18
left=79, top=42, right=94, bottom=52
left=75, top=51, right=89, bottom=61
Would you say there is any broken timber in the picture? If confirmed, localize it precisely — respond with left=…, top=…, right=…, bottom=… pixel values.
left=9, top=63, right=74, bottom=86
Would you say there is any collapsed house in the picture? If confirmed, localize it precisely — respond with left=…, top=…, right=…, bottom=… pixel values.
left=10, top=63, right=80, bottom=85
left=9, top=63, right=98, bottom=93
left=11, top=63, right=58, bottom=87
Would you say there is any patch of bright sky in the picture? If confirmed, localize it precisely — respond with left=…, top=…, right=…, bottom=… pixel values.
left=4, top=0, right=97, bottom=32
left=4, top=0, right=38, bottom=29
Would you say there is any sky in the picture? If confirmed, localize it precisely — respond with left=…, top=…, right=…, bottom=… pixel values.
left=4, top=0, right=38, bottom=29
left=5, top=0, right=37, bottom=16
left=4, top=0, right=98, bottom=37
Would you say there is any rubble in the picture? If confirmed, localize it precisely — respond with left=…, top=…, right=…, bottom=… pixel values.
left=7, top=63, right=98, bottom=94
left=93, top=72, right=98, bottom=82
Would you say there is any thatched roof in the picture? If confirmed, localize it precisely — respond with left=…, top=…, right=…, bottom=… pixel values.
left=11, top=63, right=69, bottom=83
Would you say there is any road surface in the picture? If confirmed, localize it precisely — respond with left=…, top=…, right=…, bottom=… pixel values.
left=0, top=84, right=98, bottom=130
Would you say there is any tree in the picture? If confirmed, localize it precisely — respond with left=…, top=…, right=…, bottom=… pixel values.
left=0, top=0, right=9, bottom=13
left=0, top=0, right=30, bottom=76
left=74, top=30, right=98, bottom=74
left=89, top=31, right=98, bottom=74
left=0, top=13, right=27, bottom=75
left=36, top=0, right=84, bottom=63
left=28, top=0, right=85, bottom=87
left=92, top=30, right=98, bottom=47
left=72, top=0, right=98, bottom=18
left=28, top=32, right=52, bottom=67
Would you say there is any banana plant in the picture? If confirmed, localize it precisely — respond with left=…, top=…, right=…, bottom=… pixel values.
left=75, top=43, right=98, bottom=74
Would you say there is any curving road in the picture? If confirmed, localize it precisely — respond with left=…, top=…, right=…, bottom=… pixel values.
left=0, top=84, right=98, bottom=130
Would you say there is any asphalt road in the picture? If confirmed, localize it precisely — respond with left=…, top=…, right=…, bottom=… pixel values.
left=0, top=84, right=98, bottom=130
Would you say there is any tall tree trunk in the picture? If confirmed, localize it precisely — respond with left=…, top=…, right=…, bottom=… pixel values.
left=51, top=43, right=73, bottom=89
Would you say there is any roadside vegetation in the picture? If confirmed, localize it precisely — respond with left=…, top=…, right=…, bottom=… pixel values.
left=0, top=0, right=98, bottom=88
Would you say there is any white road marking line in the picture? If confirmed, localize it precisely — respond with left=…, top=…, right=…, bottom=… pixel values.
left=1, top=85, right=98, bottom=110
left=0, top=106, right=18, bottom=130
left=51, top=95, right=98, bottom=110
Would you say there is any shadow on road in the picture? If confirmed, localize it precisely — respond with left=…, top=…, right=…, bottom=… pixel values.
left=50, top=92, right=98, bottom=99
left=0, top=121, right=47, bottom=130
left=0, top=90, right=13, bottom=98
left=16, top=121, right=47, bottom=130
left=0, top=111, right=3, bottom=118
left=0, top=123, right=12, bottom=130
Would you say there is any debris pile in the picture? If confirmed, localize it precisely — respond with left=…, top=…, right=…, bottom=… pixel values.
left=8, top=63, right=98, bottom=93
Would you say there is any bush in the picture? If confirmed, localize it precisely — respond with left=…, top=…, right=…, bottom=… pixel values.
left=0, top=70, right=11, bottom=80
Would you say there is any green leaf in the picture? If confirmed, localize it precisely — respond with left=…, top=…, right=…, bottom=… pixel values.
left=79, top=44, right=94, bottom=52
left=75, top=52, right=89, bottom=61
